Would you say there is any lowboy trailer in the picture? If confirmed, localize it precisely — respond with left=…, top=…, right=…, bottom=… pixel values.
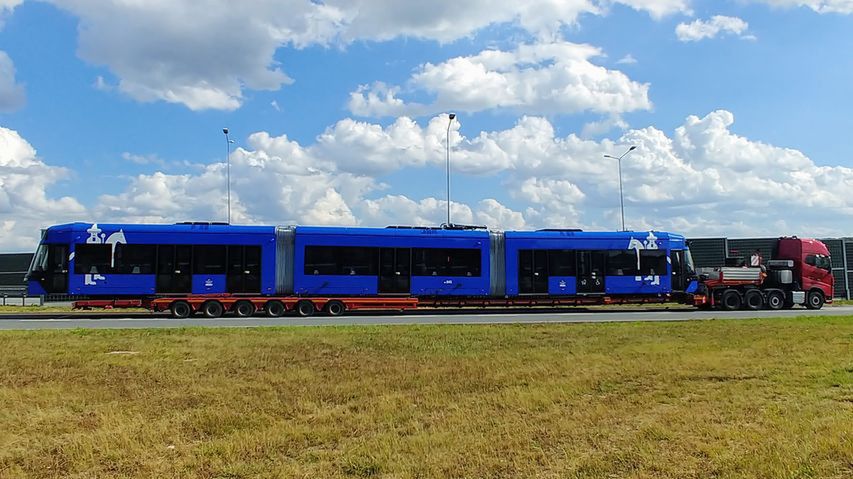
left=73, top=293, right=677, bottom=318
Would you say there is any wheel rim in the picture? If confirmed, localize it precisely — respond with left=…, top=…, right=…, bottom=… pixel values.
left=173, top=302, right=190, bottom=318
left=769, top=294, right=782, bottom=308
left=204, top=302, right=222, bottom=317
left=328, top=302, right=343, bottom=316
left=267, top=302, right=284, bottom=316
left=810, top=294, right=821, bottom=307
left=747, top=293, right=762, bottom=308
left=236, top=302, right=253, bottom=316
left=298, top=302, right=314, bottom=316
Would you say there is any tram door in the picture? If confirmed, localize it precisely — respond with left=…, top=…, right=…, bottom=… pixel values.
left=670, top=250, right=685, bottom=291
left=378, top=248, right=411, bottom=294
left=43, top=244, right=69, bottom=293
left=577, top=251, right=606, bottom=294
left=227, top=246, right=261, bottom=294
left=156, top=245, right=192, bottom=293
left=518, top=249, right=548, bottom=294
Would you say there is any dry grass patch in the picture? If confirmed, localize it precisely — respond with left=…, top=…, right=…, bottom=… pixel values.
left=0, top=317, right=851, bottom=478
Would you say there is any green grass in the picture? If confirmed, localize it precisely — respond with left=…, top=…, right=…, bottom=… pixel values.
left=0, top=318, right=851, bottom=478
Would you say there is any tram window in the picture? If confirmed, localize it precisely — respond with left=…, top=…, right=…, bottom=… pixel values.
left=548, top=250, right=576, bottom=276
left=114, top=244, right=156, bottom=274
left=640, top=250, right=667, bottom=276
left=340, top=247, right=378, bottom=275
left=413, top=248, right=481, bottom=277
left=193, top=245, right=227, bottom=274
left=607, top=250, right=638, bottom=276
left=304, top=246, right=378, bottom=275
left=74, top=244, right=112, bottom=274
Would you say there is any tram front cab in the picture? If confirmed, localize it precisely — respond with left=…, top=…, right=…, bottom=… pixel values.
left=26, top=226, right=73, bottom=295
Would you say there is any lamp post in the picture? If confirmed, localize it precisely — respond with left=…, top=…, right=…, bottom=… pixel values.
left=223, top=128, right=234, bottom=224
left=445, top=113, right=456, bottom=227
left=603, top=145, right=637, bottom=232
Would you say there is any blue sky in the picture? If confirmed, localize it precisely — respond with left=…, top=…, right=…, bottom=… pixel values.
left=0, top=0, right=852, bottom=251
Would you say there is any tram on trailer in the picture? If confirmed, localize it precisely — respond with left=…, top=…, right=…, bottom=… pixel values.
left=26, top=222, right=699, bottom=316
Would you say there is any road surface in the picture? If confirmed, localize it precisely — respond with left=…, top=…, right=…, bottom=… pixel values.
left=0, top=306, right=850, bottom=330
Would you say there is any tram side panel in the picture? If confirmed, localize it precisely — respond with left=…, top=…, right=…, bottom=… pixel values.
left=291, top=226, right=491, bottom=297
left=504, top=231, right=674, bottom=298
left=28, top=222, right=278, bottom=298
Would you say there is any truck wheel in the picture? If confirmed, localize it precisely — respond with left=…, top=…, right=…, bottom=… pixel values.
left=295, top=300, right=315, bottom=317
left=766, top=291, right=784, bottom=310
left=720, top=290, right=742, bottom=311
left=744, top=290, right=764, bottom=310
left=264, top=300, right=286, bottom=317
left=324, top=300, right=345, bottom=317
left=805, top=291, right=824, bottom=310
left=201, top=300, right=224, bottom=318
left=171, top=301, right=192, bottom=319
left=233, top=300, right=255, bottom=318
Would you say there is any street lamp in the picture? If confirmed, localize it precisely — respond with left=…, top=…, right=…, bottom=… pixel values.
left=604, top=145, right=637, bottom=232
left=223, top=128, right=235, bottom=224
left=445, top=113, right=456, bottom=227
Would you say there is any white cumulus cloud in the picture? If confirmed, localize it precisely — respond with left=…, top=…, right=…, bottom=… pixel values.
left=31, top=0, right=689, bottom=111
left=0, top=51, right=24, bottom=112
left=0, top=126, right=85, bottom=250
left=348, top=41, right=652, bottom=118
left=753, top=0, right=853, bottom=14
left=676, top=15, right=753, bottom=42
left=6, top=108, right=853, bottom=251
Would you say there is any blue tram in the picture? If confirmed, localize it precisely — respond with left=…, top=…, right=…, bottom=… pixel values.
left=26, top=222, right=698, bottom=300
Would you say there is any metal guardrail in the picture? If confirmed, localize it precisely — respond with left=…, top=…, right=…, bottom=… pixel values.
left=0, top=288, right=44, bottom=306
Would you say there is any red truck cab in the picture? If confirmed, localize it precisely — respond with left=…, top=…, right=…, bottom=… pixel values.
left=776, top=237, right=834, bottom=308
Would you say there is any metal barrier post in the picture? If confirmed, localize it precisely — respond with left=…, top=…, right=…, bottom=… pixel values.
left=39, top=295, right=44, bottom=306
left=2, top=294, right=5, bottom=306
left=22, top=292, right=26, bottom=306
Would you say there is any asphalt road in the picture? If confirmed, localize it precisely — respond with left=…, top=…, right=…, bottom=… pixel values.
left=0, top=306, right=851, bottom=330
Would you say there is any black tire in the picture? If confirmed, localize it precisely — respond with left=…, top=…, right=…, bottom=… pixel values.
left=295, top=300, right=316, bottom=317
left=233, top=300, right=255, bottom=318
left=324, top=300, right=345, bottom=317
left=720, top=289, right=742, bottom=311
left=805, top=290, right=824, bottom=310
left=264, top=300, right=286, bottom=318
left=744, top=289, right=764, bottom=311
left=201, top=300, right=224, bottom=318
left=170, top=301, right=192, bottom=319
left=766, top=291, right=785, bottom=310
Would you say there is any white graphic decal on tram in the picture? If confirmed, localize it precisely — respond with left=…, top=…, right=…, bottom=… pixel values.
left=82, top=223, right=126, bottom=286
left=628, top=231, right=661, bottom=285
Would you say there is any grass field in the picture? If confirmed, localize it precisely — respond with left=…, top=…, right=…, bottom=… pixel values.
left=0, top=318, right=851, bottom=478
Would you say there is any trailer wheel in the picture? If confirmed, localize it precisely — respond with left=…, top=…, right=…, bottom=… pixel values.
left=233, top=300, right=255, bottom=318
left=324, top=300, right=345, bottom=317
left=720, top=289, right=742, bottom=311
left=766, top=290, right=784, bottom=310
left=295, top=300, right=316, bottom=317
left=170, top=300, right=192, bottom=319
left=201, top=300, right=224, bottom=318
left=805, top=290, right=824, bottom=310
left=744, top=289, right=764, bottom=310
left=264, top=300, right=286, bottom=318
